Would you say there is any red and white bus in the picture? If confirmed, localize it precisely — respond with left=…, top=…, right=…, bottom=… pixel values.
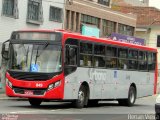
left=2, top=29, right=158, bottom=108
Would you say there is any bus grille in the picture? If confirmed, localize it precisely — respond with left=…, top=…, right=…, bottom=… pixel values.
left=13, top=87, right=46, bottom=95
left=8, top=71, right=55, bottom=81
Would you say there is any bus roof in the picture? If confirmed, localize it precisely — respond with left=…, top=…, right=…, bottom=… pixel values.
left=58, top=30, right=157, bottom=52
left=16, top=29, right=157, bottom=52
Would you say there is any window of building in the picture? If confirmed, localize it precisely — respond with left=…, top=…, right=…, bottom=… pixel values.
left=118, top=24, right=134, bottom=36
left=2, top=0, right=19, bottom=18
left=102, top=20, right=116, bottom=37
left=49, top=6, right=62, bottom=22
left=76, top=13, right=80, bottom=32
left=98, top=0, right=110, bottom=6
left=65, top=10, right=70, bottom=29
left=71, top=11, right=74, bottom=30
left=27, top=0, right=43, bottom=24
left=81, top=14, right=99, bottom=27
left=157, top=35, right=160, bottom=47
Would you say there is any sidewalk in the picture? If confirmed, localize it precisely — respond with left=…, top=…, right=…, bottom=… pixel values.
left=0, top=93, right=9, bottom=100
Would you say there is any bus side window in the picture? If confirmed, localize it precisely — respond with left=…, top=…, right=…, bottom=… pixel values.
left=148, top=52, right=156, bottom=71
left=65, top=45, right=77, bottom=66
left=139, top=51, right=148, bottom=71
left=64, top=45, right=77, bottom=76
left=118, top=48, right=128, bottom=69
left=79, top=42, right=93, bottom=67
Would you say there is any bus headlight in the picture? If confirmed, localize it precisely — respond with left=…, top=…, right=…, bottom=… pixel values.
left=6, top=78, right=12, bottom=88
left=55, top=81, right=61, bottom=87
left=47, top=80, right=61, bottom=91
left=156, top=95, right=160, bottom=103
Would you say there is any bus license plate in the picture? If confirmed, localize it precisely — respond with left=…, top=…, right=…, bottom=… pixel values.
left=24, top=90, right=33, bottom=95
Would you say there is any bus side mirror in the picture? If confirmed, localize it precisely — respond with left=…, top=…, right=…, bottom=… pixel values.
left=1, top=40, right=9, bottom=60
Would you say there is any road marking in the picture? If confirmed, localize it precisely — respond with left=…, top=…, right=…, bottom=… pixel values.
left=10, top=110, right=47, bottom=114
left=9, top=109, right=63, bottom=114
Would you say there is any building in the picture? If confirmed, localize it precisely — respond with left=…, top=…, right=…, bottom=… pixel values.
left=111, top=4, right=160, bottom=49
left=64, top=0, right=137, bottom=37
left=111, top=0, right=160, bottom=48
left=112, top=0, right=149, bottom=7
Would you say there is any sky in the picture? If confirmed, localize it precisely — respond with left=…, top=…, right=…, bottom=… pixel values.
left=149, top=0, right=160, bottom=9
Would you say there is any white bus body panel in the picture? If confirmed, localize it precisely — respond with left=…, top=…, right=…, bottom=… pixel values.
left=64, top=67, right=155, bottom=100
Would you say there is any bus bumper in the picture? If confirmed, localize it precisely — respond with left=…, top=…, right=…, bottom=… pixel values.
left=6, top=83, right=64, bottom=100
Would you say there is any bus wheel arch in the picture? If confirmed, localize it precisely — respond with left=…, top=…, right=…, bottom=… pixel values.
left=73, top=81, right=90, bottom=108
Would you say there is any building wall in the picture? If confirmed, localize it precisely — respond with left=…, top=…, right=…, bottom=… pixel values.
left=0, top=0, right=64, bottom=42
left=135, top=31, right=146, bottom=40
left=65, top=0, right=136, bottom=37
left=112, top=0, right=149, bottom=6
left=124, top=0, right=149, bottom=6
left=148, top=26, right=160, bottom=48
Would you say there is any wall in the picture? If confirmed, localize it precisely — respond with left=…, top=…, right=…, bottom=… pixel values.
left=124, top=0, right=149, bottom=6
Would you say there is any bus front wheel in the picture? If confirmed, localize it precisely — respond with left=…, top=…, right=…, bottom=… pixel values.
left=29, top=98, right=42, bottom=107
left=73, top=85, right=87, bottom=108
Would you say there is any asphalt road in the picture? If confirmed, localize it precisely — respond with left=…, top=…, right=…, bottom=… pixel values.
left=0, top=95, right=157, bottom=120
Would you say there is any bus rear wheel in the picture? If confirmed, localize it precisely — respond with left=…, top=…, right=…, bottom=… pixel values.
left=29, top=98, right=42, bottom=107
left=73, top=85, right=87, bottom=108
left=118, top=86, right=136, bottom=107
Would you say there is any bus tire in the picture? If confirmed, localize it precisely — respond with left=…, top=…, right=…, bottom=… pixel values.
left=127, top=86, right=136, bottom=106
left=118, top=86, right=136, bottom=106
left=29, top=98, right=42, bottom=107
left=125, top=86, right=136, bottom=106
left=73, top=85, right=87, bottom=108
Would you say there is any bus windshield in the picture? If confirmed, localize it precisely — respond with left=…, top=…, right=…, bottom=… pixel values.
left=10, top=43, right=62, bottom=73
